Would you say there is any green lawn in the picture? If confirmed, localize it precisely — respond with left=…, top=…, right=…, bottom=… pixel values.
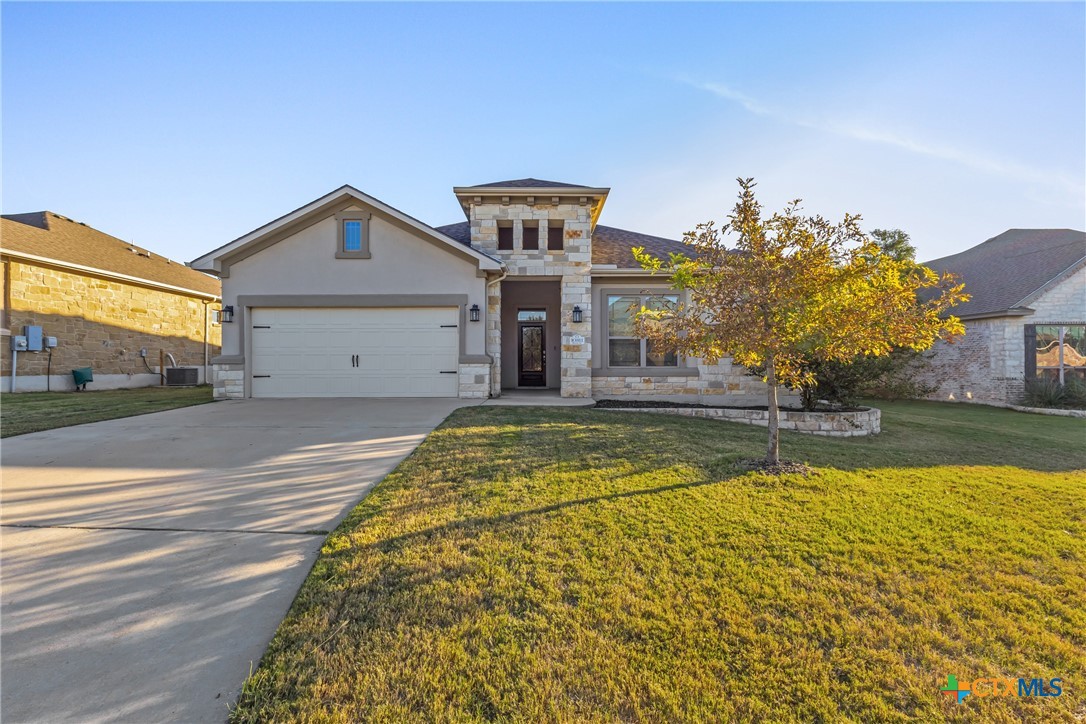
left=1, top=385, right=213, bottom=437
left=232, top=400, right=1085, bottom=723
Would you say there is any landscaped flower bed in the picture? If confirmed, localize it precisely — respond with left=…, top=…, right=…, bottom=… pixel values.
left=595, top=400, right=881, bottom=437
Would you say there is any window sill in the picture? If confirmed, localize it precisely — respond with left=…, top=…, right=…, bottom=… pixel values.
left=591, top=367, right=699, bottom=378
left=335, top=251, right=372, bottom=259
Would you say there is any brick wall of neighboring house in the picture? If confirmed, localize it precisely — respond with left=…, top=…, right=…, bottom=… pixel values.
left=920, top=266, right=1086, bottom=405
left=1, top=258, right=221, bottom=389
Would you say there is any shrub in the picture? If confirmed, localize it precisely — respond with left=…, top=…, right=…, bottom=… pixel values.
left=1021, top=378, right=1086, bottom=409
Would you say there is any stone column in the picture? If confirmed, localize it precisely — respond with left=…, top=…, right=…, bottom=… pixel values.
left=487, top=280, right=502, bottom=396
left=560, top=272, right=592, bottom=397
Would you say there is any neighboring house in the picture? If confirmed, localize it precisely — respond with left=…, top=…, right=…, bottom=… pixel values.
left=190, top=179, right=776, bottom=402
left=919, top=228, right=1086, bottom=405
left=1, top=211, right=222, bottom=392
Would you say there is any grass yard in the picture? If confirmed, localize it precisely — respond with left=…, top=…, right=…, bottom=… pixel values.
left=232, top=400, right=1085, bottom=723
left=0, top=385, right=213, bottom=437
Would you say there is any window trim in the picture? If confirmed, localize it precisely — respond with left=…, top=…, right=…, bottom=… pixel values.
left=604, top=291, right=681, bottom=369
left=335, top=211, right=372, bottom=259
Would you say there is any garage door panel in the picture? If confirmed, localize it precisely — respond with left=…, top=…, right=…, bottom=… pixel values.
left=249, top=307, right=461, bottom=398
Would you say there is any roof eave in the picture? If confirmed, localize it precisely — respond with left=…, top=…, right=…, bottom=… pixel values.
left=956, top=306, right=1035, bottom=321
left=190, top=185, right=504, bottom=273
left=3, top=249, right=221, bottom=300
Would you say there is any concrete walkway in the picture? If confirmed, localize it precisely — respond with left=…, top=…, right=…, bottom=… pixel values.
left=1, top=398, right=476, bottom=723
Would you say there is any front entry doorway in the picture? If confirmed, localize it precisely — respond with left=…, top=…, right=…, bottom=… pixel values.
left=517, top=309, right=546, bottom=387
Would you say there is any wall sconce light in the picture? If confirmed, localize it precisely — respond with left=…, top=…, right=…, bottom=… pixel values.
left=469, top=304, right=481, bottom=322
left=572, top=305, right=583, bottom=323
left=220, top=305, right=234, bottom=324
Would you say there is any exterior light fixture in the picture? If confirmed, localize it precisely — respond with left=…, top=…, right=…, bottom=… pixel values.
left=469, top=304, right=481, bottom=322
left=220, top=305, right=234, bottom=324
left=572, top=305, right=583, bottom=324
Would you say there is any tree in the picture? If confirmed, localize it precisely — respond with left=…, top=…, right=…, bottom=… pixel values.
left=633, top=179, right=968, bottom=466
left=869, top=228, right=917, bottom=264
left=793, top=228, right=936, bottom=410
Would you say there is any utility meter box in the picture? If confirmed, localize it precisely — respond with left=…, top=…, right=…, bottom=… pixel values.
left=24, top=325, right=43, bottom=352
left=44, top=336, right=58, bottom=348
left=10, top=335, right=28, bottom=352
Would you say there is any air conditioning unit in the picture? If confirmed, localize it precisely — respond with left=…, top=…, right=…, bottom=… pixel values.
left=165, top=367, right=199, bottom=387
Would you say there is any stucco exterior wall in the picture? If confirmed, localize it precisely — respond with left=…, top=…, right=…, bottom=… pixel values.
left=921, top=266, right=1086, bottom=404
left=219, top=207, right=489, bottom=361
left=1, top=258, right=220, bottom=392
left=499, top=280, right=561, bottom=389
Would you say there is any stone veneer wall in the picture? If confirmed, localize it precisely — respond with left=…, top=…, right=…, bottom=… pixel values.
left=919, top=266, right=1086, bottom=405
left=212, top=360, right=244, bottom=399
left=599, top=406, right=881, bottom=437
left=468, top=200, right=593, bottom=397
left=2, top=258, right=220, bottom=388
left=457, top=362, right=491, bottom=399
left=592, top=361, right=800, bottom=407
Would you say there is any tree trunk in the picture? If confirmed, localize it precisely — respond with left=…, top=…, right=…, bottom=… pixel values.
left=765, top=354, right=780, bottom=464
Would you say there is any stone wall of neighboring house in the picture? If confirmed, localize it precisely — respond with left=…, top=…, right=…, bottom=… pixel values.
left=0, top=258, right=220, bottom=392
left=920, top=266, right=1086, bottom=405
left=470, top=201, right=593, bottom=397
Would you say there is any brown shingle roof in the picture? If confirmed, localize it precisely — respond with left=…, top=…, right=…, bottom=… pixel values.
left=434, top=221, right=688, bottom=268
left=922, top=228, right=1085, bottom=318
left=591, top=225, right=688, bottom=268
left=2, top=211, right=221, bottom=297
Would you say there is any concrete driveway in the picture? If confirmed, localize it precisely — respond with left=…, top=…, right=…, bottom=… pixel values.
left=1, top=398, right=475, bottom=723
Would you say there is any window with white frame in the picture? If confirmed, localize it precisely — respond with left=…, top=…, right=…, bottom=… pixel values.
left=606, top=293, right=678, bottom=367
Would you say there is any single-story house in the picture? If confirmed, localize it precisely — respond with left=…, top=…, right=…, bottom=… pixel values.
left=2, top=211, right=222, bottom=392
left=919, top=228, right=1086, bottom=405
left=190, top=179, right=777, bottom=402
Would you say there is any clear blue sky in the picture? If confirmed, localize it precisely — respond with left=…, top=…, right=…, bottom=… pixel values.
left=3, top=2, right=1083, bottom=264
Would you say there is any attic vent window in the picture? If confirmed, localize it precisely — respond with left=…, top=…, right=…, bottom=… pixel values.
left=335, top=211, right=372, bottom=259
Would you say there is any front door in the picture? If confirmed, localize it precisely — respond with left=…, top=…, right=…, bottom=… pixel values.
left=518, top=322, right=546, bottom=386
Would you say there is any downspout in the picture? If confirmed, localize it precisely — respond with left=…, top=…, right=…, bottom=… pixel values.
left=10, top=348, right=17, bottom=393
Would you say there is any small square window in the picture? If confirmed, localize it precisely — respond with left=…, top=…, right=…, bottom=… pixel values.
left=523, top=223, right=539, bottom=251
left=498, top=224, right=513, bottom=251
left=548, top=222, right=564, bottom=251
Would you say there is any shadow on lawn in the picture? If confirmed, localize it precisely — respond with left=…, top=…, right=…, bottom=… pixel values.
left=441, top=404, right=1086, bottom=474
left=368, top=475, right=735, bottom=553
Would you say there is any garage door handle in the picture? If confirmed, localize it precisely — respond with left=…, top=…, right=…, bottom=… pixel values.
left=253, top=374, right=271, bottom=378
left=440, top=324, right=458, bottom=328
left=253, top=325, right=271, bottom=329
left=439, top=370, right=457, bottom=374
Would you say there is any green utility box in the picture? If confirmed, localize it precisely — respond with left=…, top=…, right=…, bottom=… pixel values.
left=72, top=367, right=93, bottom=390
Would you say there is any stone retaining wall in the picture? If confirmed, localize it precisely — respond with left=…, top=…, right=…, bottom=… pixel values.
left=598, top=405, right=881, bottom=437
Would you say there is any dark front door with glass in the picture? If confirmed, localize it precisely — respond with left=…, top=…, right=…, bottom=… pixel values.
left=517, top=310, right=547, bottom=387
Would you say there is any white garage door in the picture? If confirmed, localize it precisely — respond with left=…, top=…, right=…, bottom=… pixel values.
left=250, top=307, right=460, bottom=398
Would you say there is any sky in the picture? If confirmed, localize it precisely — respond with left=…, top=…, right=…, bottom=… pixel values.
left=2, top=2, right=1084, bottom=265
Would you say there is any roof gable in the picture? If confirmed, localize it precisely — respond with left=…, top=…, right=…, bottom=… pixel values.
left=923, top=228, right=1086, bottom=318
left=1, top=212, right=221, bottom=298
left=190, top=185, right=503, bottom=276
